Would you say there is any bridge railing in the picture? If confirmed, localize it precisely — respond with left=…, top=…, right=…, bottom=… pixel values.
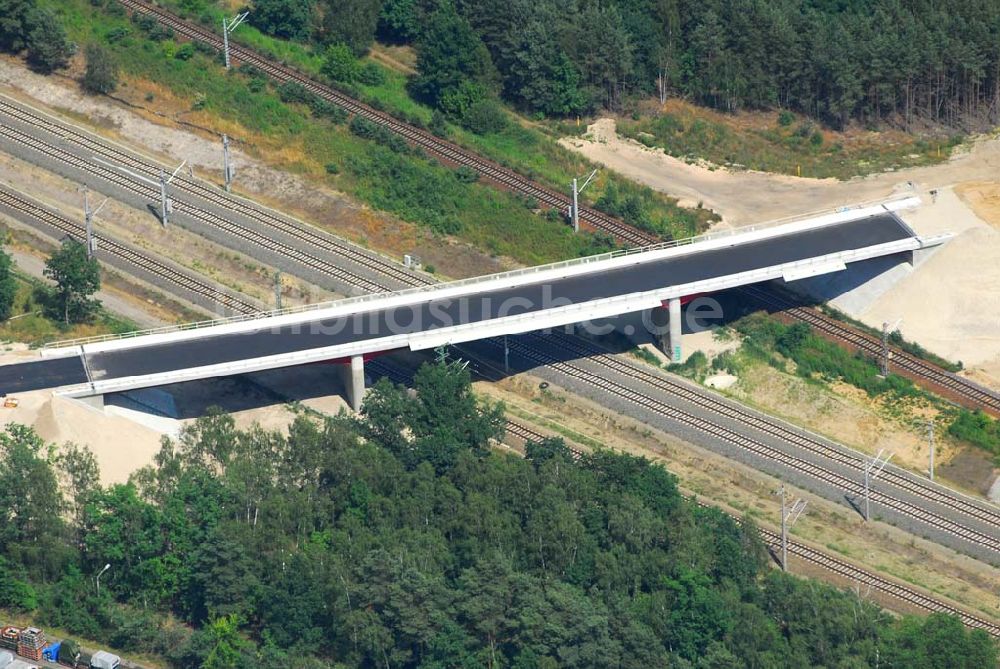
left=44, top=196, right=916, bottom=350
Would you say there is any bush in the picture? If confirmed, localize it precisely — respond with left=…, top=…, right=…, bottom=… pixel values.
left=778, top=110, right=795, bottom=126
left=810, top=131, right=823, bottom=147
left=454, top=166, right=479, bottom=183
left=357, top=62, right=386, bottom=86
left=325, top=162, right=339, bottom=174
left=131, top=12, right=158, bottom=33
left=82, top=44, right=118, bottom=95
left=277, top=81, right=311, bottom=105
left=462, top=98, right=507, bottom=135
left=429, top=110, right=448, bottom=137
left=948, top=410, right=1000, bottom=456
left=321, top=43, right=359, bottom=83
left=104, top=26, right=130, bottom=45
left=349, top=116, right=409, bottom=152
left=174, top=42, right=195, bottom=61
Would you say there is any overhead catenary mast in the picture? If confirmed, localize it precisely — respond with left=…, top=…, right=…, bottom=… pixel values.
left=222, top=11, right=250, bottom=70
left=92, top=156, right=187, bottom=226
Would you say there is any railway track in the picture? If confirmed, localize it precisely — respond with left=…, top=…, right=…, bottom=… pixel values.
left=739, top=284, right=1000, bottom=416
left=366, top=356, right=1000, bottom=638
left=480, top=334, right=1000, bottom=557
left=541, top=331, right=1000, bottom=533
left=0, top=186, right=261, bottom=315
left=115, top=0, right=657, bottom=248
left=0, top=115, right=402, bottom=295
left=0, top=95, right=429, bottom=293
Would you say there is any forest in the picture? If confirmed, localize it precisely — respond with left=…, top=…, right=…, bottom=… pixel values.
left=240, top=0, right=1000, bottom=129
left=0, top=361, right=996, bottom=668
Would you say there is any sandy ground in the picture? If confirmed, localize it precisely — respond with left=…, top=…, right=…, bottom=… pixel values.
left=563, top=119, right=1000, bottom=387
left=562, top=118, right=1000, bottom=225
left=0, top=342, right=356, bottom=485
left=0, top=56, right=509, bottom=279
left=854, top=187, right=1000, bottom=380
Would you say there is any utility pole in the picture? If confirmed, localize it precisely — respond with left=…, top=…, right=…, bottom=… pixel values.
left=273, top=270, right=282, bottom=310
left=81, top=186, right=108, bottom=259
left=435, top=344, right=449, bottom=365
left=568, top=169, right=598, bottom=233
left=927, top=420, right=935, bottom=481
left=776, top=484, right=807, bottom=572
left=222, top=133, right=233, bottom=192
left=880, top=321, right=890, bottom=377
left=94, top=156, right=186, bottom=226
left=863, top=449, right=894, bottom=522
left=95, top=563, right=110, bottom=597
left=222, top=12, right=249, bottom=70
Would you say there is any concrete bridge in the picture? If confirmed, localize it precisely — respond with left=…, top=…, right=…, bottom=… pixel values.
left=0, top=197, right=946, bottom=410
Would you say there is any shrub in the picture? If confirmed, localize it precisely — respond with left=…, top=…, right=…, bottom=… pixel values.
left=357, top=62, right=386, bottom=87
left=82, top=44, right=118, bottom=95
left=454, top=166, right=479, bottom=183
left=325, top=162, right=339, bottom=174
left=810, top=131, right=823, bottom=147
left=174, top=42, right=195, bottom=61
left=462, top=98, right=507, bottom=135
left=429, top=110, right=448, bottom=137
left=277, top=81, right=311, bottom=105
left=778, top=110, right=794, bottom=126
left=948, top=410, right=1000, bottom=456
left=349, top=116, right=409, bottom=152
left=104, top=26, right=130, bottom=45
left=321, top=43, right=359, bottom=83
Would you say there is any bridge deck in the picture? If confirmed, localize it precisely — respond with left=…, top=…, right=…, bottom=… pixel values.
left=0, top=210, right=918, bottom=394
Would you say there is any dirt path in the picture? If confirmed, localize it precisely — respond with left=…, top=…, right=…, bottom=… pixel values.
left=562, top=118, right=1000, bottom=226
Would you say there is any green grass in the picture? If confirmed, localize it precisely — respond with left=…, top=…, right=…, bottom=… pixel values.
left=619, top=102, right=963, bottom=181
left=0, top=275, right=136, bottom=346
left=117, top=0, right=717, bottom=242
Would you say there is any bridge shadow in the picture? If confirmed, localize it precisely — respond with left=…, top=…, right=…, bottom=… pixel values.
left=105, top=361, right=364, bottom=421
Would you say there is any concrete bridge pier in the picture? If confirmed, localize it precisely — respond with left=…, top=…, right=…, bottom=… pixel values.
left=338, top=355, right=366, bottom=412
left=652, top=297, right=683, bottom=362
left=668, top=297, right=682, bottom=363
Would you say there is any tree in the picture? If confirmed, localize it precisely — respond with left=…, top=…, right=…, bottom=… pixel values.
left=248, top=0, right=314, bottom=41
left=44, top=238, right=100, bottom=324
left=318, top=0, right=381, bottom=56
left=320, top=42, right=359, bottom=83
left=0, top=245, right=17, bottom=321
left=25, top=7, right=73, bottom=74
left=82, top=43, right=118, bottom=95
left=0, top=0, right=36, bottom=54
left=0, top=424, right=65, bottom=551
left=410, top=7, right=497, bottom=110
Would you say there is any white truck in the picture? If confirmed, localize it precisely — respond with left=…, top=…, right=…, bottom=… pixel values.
left=89, top=651, right=121, bottom=669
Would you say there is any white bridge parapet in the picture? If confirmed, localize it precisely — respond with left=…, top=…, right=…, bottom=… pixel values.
left=45, top=196, right=924, bottom=359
